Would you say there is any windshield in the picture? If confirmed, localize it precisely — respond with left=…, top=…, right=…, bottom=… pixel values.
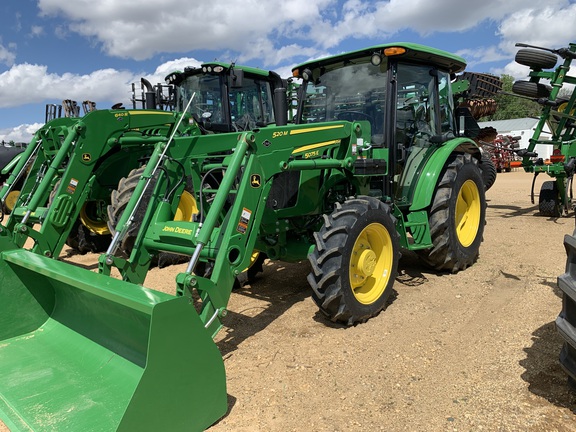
left=176, top=74, right=225, bottom=123
left=176, top=73, right=276, bottom=131
left=230, top=79, right=275, bottom=129
left=300, top=58, right=388, bottom=136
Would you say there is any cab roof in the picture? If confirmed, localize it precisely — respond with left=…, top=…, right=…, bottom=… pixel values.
left=292, top=42, right=467, bottom=76
left=166, top=62, right=279, bottom=83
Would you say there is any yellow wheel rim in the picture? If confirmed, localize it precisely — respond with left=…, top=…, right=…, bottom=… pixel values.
left=4, top=190, right=20, bottom=212
left=79, top=202, right=110, bottom=235
left=455, top=179, right=481, bottom=247
left=242, top=251, right=262, bottom=273
left=174, top=190, right=198, bottom=221
left=349, top=222, right=394, bottom=305
left=559, top=102, right=576, bottom=116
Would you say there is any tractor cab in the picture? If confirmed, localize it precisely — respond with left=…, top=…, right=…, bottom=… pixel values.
left=292, top=43, right=468, bottom=206
left=167, top=63, right=284, bottom=133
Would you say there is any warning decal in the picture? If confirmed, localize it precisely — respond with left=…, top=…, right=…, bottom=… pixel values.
left=66, top=178, right=79, bottom=194
left=236, top=208, right=252, bottom=234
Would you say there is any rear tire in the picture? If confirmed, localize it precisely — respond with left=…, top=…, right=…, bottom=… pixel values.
left=539, top=180, right=561, bottom=217
left=417, top=153, right=486, bottom=272
left=308, top=197, right=400, bottom=325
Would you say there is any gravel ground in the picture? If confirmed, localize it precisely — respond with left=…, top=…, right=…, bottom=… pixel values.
left=1, top=169, right=576, bottom=431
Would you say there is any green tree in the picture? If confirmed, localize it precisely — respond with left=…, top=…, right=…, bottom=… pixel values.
left=482, top=74, right=542, bottom=121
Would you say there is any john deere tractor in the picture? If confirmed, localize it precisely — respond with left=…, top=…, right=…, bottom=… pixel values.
left=0, top=63, right=285, bottom=258
left=0, top=43, right=495, bottom=431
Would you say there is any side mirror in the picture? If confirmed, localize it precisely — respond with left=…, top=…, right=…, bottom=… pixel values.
left=230, top=70, right=244, bottom=88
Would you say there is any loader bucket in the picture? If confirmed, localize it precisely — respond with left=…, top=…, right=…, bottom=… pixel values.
left=0, top=249, right=227, bottom=432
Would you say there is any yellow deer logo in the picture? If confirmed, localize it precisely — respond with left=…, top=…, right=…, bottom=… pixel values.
left=250, top=174, right=261, bottom=188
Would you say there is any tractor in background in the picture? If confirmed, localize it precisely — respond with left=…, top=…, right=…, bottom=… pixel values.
left=0, top=63, right=285, bottom=257
left=1, top=99, right=98, bottom=217
left=0, top=43, right=499, bottom=431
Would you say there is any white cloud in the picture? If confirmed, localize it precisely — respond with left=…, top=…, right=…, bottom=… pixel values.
left=0, top=56, right=204, bottom=140
left=308, top=0, right=538, bottom=49
left=455, top=46, right=511, bottom=72
left=0, top=123, right=43, bottom=143
left=0, top=43, right=16, bottom=67
left=147, top=57, right=203, bottom=83
left=0, top=55, right=204, bottom=111
left=491, top=62, right=531, bottom=81
left=37, top=0, right=332, bottom=65
left=29, top=26, right=44, bottom=38
left=13, top=13, right=22, bottom=33
left=237, top=38, right=324, bottom=68
left=0, top=57, right=200, bottom=108
left=0, top=63, right=135, bottom=108
left=497, top=4, right=576, bottom=51
left=54, top=25, right=67, bottom=39
left=493, top=2, right=576, bottom=79
left=35, top=0, right=575, bottom=72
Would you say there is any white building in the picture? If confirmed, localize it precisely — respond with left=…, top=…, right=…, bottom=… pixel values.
left=478, top=117, right=552, bottom=161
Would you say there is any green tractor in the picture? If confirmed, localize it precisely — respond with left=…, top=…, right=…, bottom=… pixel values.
left=0, top=43, right=494, bottom=431
left=0, top=63, right=285, bottom=257
left=511, top=42, right=576, bottom=216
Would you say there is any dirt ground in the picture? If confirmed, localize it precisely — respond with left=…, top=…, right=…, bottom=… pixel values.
left=2, top=169, right=576, bottom=431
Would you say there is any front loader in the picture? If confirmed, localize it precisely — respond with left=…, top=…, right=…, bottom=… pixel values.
left=0, top=43, right=494, bottom=431
left=0, top=62, right=285, bottom=259
left=0, top=110, right=189, bottom=256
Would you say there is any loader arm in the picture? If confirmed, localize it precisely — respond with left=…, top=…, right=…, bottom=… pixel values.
left=100, top=122, right=360, bottom=335
left=1, top=110, right=193, bottom=258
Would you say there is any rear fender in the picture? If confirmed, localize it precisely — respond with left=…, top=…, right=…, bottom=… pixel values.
left=409, top=138, right=480, bottom=211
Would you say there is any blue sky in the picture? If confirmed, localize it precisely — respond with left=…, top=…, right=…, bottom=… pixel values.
left=0, top=0, right=575, bottom=142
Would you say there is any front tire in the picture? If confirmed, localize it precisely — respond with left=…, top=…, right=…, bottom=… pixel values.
left=417, top=153, right=486, bottom=272
left=107, top=166, right=197, bottom=261
left=308, top=197, right=400, bottom=325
